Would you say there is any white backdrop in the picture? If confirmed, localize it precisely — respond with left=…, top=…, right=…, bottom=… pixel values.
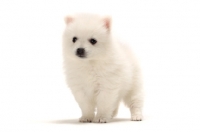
left=0, top=0, right=200, bottom=131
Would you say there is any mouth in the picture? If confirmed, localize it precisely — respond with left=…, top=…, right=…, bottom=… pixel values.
left=77, top=54, right=86, bottom=58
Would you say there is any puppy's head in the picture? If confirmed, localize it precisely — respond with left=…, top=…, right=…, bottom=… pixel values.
left=63, top=14, right=112, bottom=60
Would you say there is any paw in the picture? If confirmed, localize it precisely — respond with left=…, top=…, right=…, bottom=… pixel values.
left=93, top=116, right=110, bottom=123
left=131, top=114, right=143, bottom=121
left=79, top=116, right=93, bottom=123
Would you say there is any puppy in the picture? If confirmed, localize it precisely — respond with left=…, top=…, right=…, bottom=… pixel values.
left=62, top=13, right=143, bottom=123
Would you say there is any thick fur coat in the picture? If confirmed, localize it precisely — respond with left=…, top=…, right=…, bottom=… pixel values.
left=62, top=14, right=143, bottom=123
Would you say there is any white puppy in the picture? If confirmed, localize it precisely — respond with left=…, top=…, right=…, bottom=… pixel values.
left=62, top=14, right=143, bottom=123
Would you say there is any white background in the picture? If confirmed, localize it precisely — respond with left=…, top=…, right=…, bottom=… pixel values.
left=0, top=0, right=200, bottom=131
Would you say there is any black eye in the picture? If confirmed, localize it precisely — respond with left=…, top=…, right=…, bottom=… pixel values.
left=72, top=37, right=77, bottom=43
left=89, top=38, right=97, bottom=45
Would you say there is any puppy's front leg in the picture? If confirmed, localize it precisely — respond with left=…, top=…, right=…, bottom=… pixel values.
left=72, top=90, right=95, bottom=122
left=94, top=89, right=119, bottom=123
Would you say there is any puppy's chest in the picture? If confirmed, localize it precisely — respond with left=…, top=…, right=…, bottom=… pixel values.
left=68, top=63, right=119, bottom=90
left=79, top=65, right=106, bottom=87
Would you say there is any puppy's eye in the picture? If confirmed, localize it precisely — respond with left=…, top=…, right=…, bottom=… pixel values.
left=72, top=37, right=77, bottom=43
left=89, top=38, right=97, bottom=45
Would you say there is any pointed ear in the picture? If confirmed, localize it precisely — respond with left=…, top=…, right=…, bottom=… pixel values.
left=103, top=16, right=112, bottom=32
left=64, top=16, right=74, bottom=25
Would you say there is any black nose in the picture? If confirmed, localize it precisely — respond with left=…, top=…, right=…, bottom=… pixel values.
left=76, top=48, right=85, bottom=57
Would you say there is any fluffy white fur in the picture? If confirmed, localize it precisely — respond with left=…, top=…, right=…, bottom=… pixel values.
left=62, top=14, right=143, bottom=123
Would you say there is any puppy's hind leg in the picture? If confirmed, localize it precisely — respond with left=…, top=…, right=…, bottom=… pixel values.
left=123, top=90, right=143, bottom=121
